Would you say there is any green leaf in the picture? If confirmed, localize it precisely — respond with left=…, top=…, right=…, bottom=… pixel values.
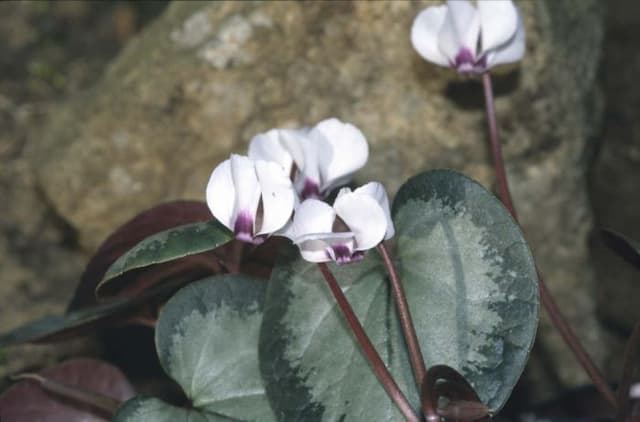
left=259, top=170, right=539, bottom=420
left=0, top=280, right=178, bottom=346
left=114, top=275, right=276, bottom=422
left=97, top=220, right=232, bottom=296
left=392, top=170, right=539, bottom=410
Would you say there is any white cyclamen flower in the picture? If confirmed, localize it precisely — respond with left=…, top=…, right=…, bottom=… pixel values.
left=284, top=182, right=394, bottom=264
left=411, top=0, right=525, bottom=74
left=206, top=154, right=295, bottom=244
left=248, top=118, right=369, bottom=200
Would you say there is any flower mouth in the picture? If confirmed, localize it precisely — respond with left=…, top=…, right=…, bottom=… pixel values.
left=234, top=211, right=263, bottom=244
left=300, top=179, right=321, bottom=200
left=452, top=48, right=487, bottom=74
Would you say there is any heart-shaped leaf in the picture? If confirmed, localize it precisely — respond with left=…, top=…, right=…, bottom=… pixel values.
left=259, top=170, right=539, bottom=420
left=96, top=220, right=233, bottom=298
left=0, top=358, right=135, bottom=422
left=68, top=200, right=214, bottom=311
left=114, top=275, right=276, bottom=421
left=391, top=170, right=539, bottom=409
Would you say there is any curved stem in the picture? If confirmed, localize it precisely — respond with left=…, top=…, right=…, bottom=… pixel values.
left=481, top=72, right=617, bottom=409
left=538, top=278, right=616, bottom=407
left=377, top=243, right=427, bottom=392
left=317, top=263, right=419, bottom=422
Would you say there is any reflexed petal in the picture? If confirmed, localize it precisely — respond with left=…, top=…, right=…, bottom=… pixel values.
left=296, top=232, right=355, bottom=263
left=310, top=118, right=369, bottom=193
left=335, top=186, right=352, bottom=200
left=478, top=0, right=518, bottom=53
left=248, top=129, right=293, bottom=173
left=486, top=12, right=525, bottom=67
left=411, top=5, right=449, bottom=66
left=254, top=160, right=295, bottom=236
left=229, top=155, right=261, bottom=223
left=354, top=182, right=395, bottom=240
left=285, top=199, right=336, bottom=241
left=334, top=191, right=387, bottom=251
left=439, top=0, right=479, bottom=61
left=206, top=159, right=235, bottom=230
left=298, top=238, right=332, bottom=262
left=279, top=128, right=308, bottom=171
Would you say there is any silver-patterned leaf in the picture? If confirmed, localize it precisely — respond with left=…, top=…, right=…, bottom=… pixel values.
left=259, top=170, right=539, bottom=420
left=115, top=275, right=276, bottom=422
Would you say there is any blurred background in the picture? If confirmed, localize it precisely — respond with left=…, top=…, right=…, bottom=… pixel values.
left=0, top=0, right=638, bottom=417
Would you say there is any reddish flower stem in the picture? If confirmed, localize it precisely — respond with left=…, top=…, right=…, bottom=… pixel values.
left=481, top=73, right=517, bottom=217
left=481, top=72, right=617, bottom=409
left=615, top=322, right=640, bottom=422
left=377, top=243, right=428, bottom=392
left=317, top=263, right=419, bottom=422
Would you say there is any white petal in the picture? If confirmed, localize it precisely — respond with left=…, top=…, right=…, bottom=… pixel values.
left=310, top=118, right=369, bottom=193
left=439, top=0, right=480, bottom=61
left=286, top=199, right=335, bottom=241
left=279, top=128, right=308, bottom=171
left=295, top=135, right=321, bottom=194
left=206, top=158, right=235, bottom=230
left=478, top=0, right=518, bottom=53
left=254, top=160, right=295, bottom=235
left=248, top=129, right=293, bottom=173
left=229, top=154, right=261, bottom=227
left=486, top=11, right=525, bottom=67
left=354, top=182, right=395, bottom=240
left=298, top=239, right=332, bottom=262
left=334, top=191, right=387, bottom=251
left=335, top=186, right=352, bottom=200
left=411, top=6, right=449, bottom=67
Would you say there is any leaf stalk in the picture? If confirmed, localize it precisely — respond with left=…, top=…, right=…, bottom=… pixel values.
left=377, top=243, right=428, bottom=392
left=317, top=263, right=419, bottom=422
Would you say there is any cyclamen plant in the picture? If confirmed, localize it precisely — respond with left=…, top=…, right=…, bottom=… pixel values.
left=1, top=1, right=637, bottom=422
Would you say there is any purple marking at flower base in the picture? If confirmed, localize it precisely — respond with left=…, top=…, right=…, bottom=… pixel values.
left=452, top=48, right=487, bottom=75
left=301, top=179, right=321, bottom=200
left=454, top=47, right=474, bottom=68
left=328, top=245, right=365, bottom=265
left=233, top=211, right=255, bottom=243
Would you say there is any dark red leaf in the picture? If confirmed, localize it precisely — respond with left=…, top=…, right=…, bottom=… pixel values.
left=0, top=358, right=135, bottom=422
left=67, top=200, right=212, bottom=312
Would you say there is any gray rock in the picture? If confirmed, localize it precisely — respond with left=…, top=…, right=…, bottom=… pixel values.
left=0, top=1, right=164, bottom=382
left=26, top=0, right=608, bottom=400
